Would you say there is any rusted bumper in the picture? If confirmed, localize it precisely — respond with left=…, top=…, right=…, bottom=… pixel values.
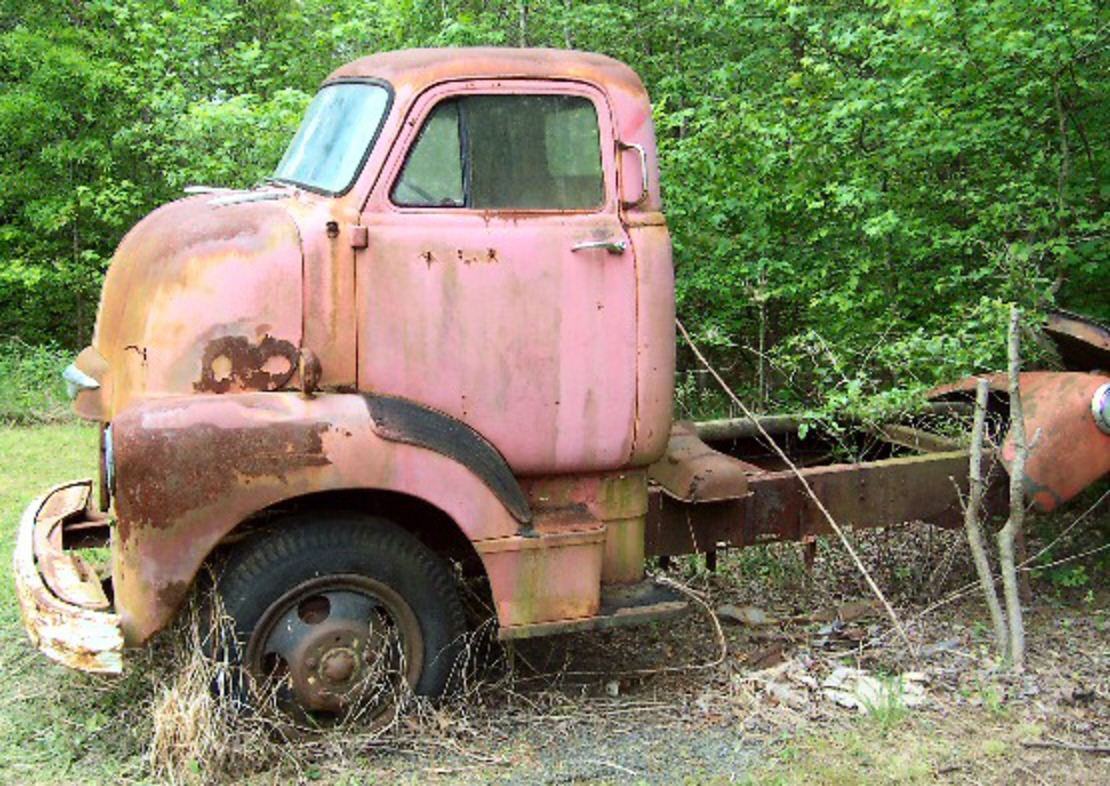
left=12, top=480, right=123, bottom=673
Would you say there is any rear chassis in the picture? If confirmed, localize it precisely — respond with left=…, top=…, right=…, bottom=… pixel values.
left=646, top=413, right=1002, bottom=561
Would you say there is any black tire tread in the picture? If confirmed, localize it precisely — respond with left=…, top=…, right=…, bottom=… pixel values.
left=217, top=514, right=466, bottom=698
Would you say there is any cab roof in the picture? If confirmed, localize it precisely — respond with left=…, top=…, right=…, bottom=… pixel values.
left=326, top=47, right=647, bottom=98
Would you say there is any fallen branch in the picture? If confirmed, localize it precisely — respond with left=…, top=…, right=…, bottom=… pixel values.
left=675, top=318, right=914, bottom=653
left=1022, top=738, right=1110, bottom=755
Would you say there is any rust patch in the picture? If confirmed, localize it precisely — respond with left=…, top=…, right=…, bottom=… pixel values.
left=113, top=419, right=332, bottom=540
left=14, top=480, right=124, bottom=674
left=155, top=580, right=190, bottom=613
left=649, top=421, right=753, bottom=502
left=195, top=335, right=298, bottom=393
left=455, top=248, right=499, bottom=265
left=644, top=450, right=998, bottom=558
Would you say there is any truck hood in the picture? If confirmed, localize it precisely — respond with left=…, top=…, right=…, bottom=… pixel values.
left=89, top=190, right=305, bottom=419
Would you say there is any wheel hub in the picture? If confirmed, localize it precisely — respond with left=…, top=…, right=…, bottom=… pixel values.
left=320, top=647, right=357, bottom=684
left=246, top=575, right=425, bottom=724
left=287, top=620, right=372, bottom=710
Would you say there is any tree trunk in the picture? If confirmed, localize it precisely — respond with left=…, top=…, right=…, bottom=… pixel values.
left=998, top=306, right=1028, bottom=670
left=964, top=377, right=1009, bottom=656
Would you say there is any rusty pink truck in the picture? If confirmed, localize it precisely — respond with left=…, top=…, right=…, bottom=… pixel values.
left=15, top=48, right=1110, bottom=723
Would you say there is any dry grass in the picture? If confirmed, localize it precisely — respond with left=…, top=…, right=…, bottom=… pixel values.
left=147, top=590, right=287, bottom=784
left=136, top=510, right=1108, bottom=784
left=143, top=575, right=732, bottom=784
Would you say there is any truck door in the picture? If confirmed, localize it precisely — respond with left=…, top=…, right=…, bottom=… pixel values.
left=357, top=81, right=637, bottom=475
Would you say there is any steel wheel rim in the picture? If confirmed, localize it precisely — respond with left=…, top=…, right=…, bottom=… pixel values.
left=245, top=574, right=425, bottom=726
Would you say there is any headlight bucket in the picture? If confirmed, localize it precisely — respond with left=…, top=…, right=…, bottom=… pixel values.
left=1093, top=382, right=1110, bottom=435
left=62, top=364, right=100, bottom=400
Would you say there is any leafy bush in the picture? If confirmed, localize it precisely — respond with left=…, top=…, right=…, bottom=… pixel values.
left=0, top=338, right=73, bottom=424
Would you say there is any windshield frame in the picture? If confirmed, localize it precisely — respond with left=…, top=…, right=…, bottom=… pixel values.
left=271, top=77, right=395, bottom=198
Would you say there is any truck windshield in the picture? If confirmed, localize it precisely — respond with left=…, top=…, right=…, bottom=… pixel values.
left=273, top=82, right=390, bottom=194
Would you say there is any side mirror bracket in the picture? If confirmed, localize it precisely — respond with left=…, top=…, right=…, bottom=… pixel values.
left=618, top=141, right=649, bottom=209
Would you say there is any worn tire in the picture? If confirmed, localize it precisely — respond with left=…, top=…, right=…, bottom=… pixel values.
left=215, top=513, right=466, bottom=721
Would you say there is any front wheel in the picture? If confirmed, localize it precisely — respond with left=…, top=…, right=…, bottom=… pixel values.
left=216, top=514, right=465, bottom=726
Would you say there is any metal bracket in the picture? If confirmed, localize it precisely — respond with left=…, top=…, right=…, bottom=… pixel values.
left=618, top=141, right=649, bottom=209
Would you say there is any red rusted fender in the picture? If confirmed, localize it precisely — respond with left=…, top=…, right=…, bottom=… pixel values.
left=929, top=371, right=1110, bottom=512
left=109, top=392, right=523, bottom=645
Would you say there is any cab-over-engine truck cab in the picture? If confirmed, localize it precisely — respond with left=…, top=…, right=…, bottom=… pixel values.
left=15, top=48, right=677, bottom=721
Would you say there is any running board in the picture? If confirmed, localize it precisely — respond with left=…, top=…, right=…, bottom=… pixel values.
left=497, top=579, right=689, bottom=640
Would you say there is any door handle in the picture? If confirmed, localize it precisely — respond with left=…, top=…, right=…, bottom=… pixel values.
left=572, top=239, right=627, bottom=254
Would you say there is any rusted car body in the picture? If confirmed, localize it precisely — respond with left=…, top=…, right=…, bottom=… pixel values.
left=14, top=50, right=1110, bottom=705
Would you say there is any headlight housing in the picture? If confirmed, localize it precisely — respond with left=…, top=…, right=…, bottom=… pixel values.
left=1093, top=382, right=1110, bottom=435
left=62, top=363, right=100, bottom=400
left=103, top=424, right=115, bottom=493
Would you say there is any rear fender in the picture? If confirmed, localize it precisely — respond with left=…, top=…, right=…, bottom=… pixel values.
left=110, top=392, right=527, bottom=645
left=929, top=371, right=1110, bottom=512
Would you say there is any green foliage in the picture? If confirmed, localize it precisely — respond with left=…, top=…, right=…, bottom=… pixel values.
left=860, top=675, right=910, bottom=731
left=1030, top=482, right=1110, bottom=593
left=0, top=1, right=1106, bottom=416
left=0, top=338, right=72, bottom=424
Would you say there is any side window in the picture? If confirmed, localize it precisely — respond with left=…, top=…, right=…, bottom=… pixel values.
left=392, top=100, right=464, bottom=207
left=392, top=94, right=604, bottom=210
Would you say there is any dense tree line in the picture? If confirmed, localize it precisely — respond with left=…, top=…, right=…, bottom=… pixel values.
left=1, top=1, right=1105, bottom=413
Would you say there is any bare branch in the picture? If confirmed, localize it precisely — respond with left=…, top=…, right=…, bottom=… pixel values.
left=963, top=377, right=1009, bottom=656
left=998, top=306, right=1029, bottom=670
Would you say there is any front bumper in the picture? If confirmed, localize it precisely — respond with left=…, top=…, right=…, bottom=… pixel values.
left=12, top=479, right=123, bottom=673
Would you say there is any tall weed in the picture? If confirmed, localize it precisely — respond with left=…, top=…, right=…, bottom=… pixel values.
left=0, top=338, right=73, bottom=425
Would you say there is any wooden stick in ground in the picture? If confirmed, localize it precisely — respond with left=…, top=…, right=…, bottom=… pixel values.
left=675, top=318, right=914, bottom=653
left=1022, top=739, right=1110, bottom=755
left=998, top=306, right=1028, bottom=670
left=963, top=377, right=1009, bottom=657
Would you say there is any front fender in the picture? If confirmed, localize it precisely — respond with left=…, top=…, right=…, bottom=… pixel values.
left=110, top=392, right=526, bottom=645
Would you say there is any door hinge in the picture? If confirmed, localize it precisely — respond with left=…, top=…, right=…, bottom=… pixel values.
left=350, top=225, right=369, bottom=249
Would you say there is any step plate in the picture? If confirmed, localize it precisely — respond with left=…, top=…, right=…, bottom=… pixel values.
left=498, top=579, right=689, bottom=640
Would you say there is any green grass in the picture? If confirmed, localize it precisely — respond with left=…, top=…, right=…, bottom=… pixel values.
left=0, top=341, right=75, bottom=426
left=743, top=717, right=964, bottom=786
left=0, top=423, right=152, bottom=785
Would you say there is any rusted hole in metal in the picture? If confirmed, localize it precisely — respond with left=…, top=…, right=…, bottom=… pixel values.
left=211, top=354, right=233, bottom=382
left=261, top=354, right=292, bottom=376
left=195, top=335, right=298, bottom=393
left=297, top=595, right=330, bottom=624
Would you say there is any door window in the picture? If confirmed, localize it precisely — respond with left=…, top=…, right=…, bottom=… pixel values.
left=392, top=95, right=604, bottom=210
